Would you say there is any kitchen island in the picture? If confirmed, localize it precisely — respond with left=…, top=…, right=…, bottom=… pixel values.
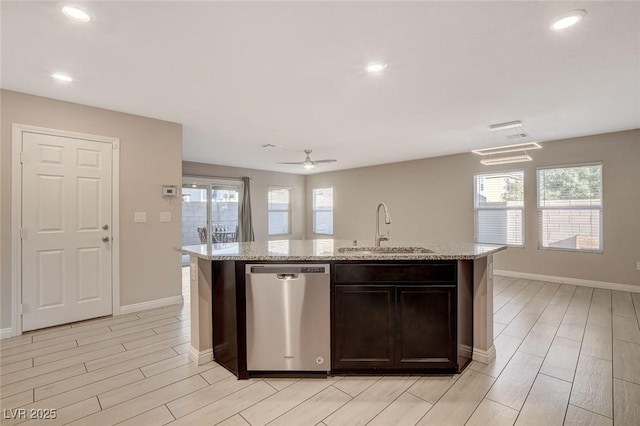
left=182, top=239, right=506, bottom=378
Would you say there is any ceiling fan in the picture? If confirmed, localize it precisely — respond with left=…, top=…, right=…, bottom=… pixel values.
left=278, top=149, right=337, bottom=170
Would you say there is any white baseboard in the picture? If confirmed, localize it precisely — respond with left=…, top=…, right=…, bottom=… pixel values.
left=119, top=295, right=184, bottom=315
left=472, top=345, right=496, bottom=365
left=0, top=328, right=14, bottom=340
left=189, top=346, right=213, bottom=366
left=494, top=270, right=640, bottom=294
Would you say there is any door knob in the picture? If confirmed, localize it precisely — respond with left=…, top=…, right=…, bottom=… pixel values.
left=102, top=224, right=109, bottom=230
left=102, top=236, right=110, bottom=242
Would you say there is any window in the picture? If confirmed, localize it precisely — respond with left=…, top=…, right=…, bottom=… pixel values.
left=474, top=171, right=524, bottom=246
left=268, top=187, right=291, bottom=235
left=537, top=164, right=602, bottom=252
left=312, top=187, right=334, bottom=235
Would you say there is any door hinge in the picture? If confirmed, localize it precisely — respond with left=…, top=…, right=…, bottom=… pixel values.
left=20, top=152, right=25, bottom=163
left=19, top=304, right=27, bottom=315
left=20, top=228, right=25, bottom=239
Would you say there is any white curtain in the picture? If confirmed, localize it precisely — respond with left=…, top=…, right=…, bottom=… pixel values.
left=239, top=177, right=255, bottom=242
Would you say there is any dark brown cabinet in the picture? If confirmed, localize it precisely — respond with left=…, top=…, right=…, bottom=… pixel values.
left=334, top=285, right=395, bottom=369
left=396, top=286, right=455, bottom=369
left=332, top=262, right=461, bottom=373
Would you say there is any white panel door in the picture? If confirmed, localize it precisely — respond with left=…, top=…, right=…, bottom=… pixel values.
left=21, top=132, right=113, bottom=331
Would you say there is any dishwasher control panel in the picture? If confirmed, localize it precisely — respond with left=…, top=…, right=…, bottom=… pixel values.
left=249, top=265, right=328, bottom=274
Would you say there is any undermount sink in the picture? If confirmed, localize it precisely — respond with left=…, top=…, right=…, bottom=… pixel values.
left=337, top=246, right=434, bottom=254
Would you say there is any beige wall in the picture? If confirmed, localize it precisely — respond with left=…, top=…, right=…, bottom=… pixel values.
left=1, top=90, right=183, bottom=330
left=306, top=130, right=640, bottom=287
left=183, top=161, right=306, bottom=241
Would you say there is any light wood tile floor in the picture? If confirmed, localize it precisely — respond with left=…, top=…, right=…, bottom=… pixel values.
left=1, top=270, right=639, bottom=425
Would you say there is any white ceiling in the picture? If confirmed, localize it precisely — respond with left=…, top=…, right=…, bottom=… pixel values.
left=2, top=1, right=639, bottom=174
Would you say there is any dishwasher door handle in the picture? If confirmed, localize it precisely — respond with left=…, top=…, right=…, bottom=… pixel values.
left=276, top=273, right=299, bottom=280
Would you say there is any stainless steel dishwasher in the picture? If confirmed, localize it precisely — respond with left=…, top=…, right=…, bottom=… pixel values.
left=245, top=264, right=330, bottom=372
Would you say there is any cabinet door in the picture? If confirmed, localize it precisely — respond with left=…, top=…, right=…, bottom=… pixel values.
left=333, top=285, right=395, bottom=369
left=396, top=286, right=456, bottom=369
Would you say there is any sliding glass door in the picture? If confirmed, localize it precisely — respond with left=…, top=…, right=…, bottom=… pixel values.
left=210, top=186, right=240, bottom=242
left=182, top=177, right=242, bottom=246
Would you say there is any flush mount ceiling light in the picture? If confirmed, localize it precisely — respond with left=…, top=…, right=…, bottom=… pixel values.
left=472, top=142, right=542, bottom=156
left=551, top=10, right=586, bottom=31
left=489, top=120, right=523, bottom=131
left=51, top=73, right=73, bottom=82
left=62, top=5, right=91, bottom=22
left=480, top=154, right=533, bottom=166
left=260, top=143, right=281, bottom=149
left=365, top=62, right=387, bottom=73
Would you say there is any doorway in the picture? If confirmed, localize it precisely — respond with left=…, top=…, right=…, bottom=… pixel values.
left=181, top=177, right=242, bottom=264
left=12, top=124, right=120, bottom=334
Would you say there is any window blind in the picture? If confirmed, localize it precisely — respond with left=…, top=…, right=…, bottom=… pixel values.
left=312, top=187, right=333, bottom=235
left=268, top=187, right=291, bottom=235
left=474, top=171, right=524, bottom=246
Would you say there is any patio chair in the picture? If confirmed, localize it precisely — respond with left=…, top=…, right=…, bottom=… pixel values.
left=197, top=227, right=207, bottom=243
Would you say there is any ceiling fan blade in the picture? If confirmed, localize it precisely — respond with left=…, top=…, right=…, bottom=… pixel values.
left=278, top=150, right=337, bottom=167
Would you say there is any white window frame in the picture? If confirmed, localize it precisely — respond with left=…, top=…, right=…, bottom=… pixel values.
left=537, top=163, right=603, bottom=253
left=312, top=187, right=334, bottom=235
left=474, top=170, right=525, bottom=247
left=267, top=186, right=292, bottom=237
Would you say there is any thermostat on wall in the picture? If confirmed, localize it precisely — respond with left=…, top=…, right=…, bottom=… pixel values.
left=162, top=185, right=178, bottom=197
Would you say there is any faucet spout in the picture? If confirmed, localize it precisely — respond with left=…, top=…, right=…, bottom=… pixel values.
left=375, top=202, right=392, bottom=247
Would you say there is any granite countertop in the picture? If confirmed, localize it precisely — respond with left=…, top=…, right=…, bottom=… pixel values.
left=180, top=239, right=507, bottom=261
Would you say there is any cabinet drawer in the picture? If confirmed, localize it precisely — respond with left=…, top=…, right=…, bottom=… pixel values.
left=334, top=262, right=456, bottom=284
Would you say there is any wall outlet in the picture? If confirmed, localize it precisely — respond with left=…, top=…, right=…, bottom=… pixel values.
left=160, top=212, right=172, bottom=222
left=134, top=212, right=147, bottom=223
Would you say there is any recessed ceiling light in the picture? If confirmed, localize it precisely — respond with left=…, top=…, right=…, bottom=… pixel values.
left=51, top=73, right=73, bottom=82
left=551, top=10, right=586, bottom=31
left=62, top=5, right=91, bottom=23
left=365, top=62, right=387, bottom=73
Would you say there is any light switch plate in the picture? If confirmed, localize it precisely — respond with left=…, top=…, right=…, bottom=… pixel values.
left=160, top=212, right=172, bottom=222
left=134, top=212, right=147, bottom=223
